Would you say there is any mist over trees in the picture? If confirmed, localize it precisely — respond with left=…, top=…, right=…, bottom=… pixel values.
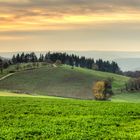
left=10, top=52, right=121, bottom=74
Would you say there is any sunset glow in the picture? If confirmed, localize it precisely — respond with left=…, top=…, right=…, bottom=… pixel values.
left=0, top=0, right=140, bottom=52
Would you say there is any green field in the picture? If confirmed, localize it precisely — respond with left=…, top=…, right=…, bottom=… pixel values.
left=0, top=64, right=140, bottom=139
left=112, top=92, right=140, bottom=103
left=0, top=65, right=129, bottom=99
left=0, top=96, right=140, bottom=139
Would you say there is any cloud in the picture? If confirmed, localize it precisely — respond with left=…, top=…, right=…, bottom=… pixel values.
left=0, top=0, right=140, bottom=32
left=0, top=0, right=140, bottom=52
left=1, top=0, right=140, bottom=13
left=0, top=36, right=29, bottom=40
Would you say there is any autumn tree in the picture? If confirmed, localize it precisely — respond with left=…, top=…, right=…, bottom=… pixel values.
left=93, top=80, right=113, bottom=100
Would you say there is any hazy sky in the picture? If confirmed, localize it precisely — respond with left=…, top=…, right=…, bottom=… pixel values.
left=0, top=0, right=140, bottom=52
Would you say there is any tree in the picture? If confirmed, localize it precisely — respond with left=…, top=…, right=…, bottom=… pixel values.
left=39, top=54, right=44, bottom=62
left=3, top=61, right=9, bottom=69
left=30, top=52, right=37, bottom=62
left=69, top=57, right=74, bottom=69
left=12, top=55, right=17, bottom=64
left=125, top=78, right=140, bottom=91
left=92, top=64, right=98, bottom=70
left=20, top=52, right=25, bottom=62
left=16, top=53, right=21, bottom=63
left=0, top=58, right=3, bottom=74
left=11, top=52, right=121, bottom=74
left=93, top=80, right=113, bottom=100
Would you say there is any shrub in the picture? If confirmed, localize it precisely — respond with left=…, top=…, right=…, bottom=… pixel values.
left=125, top=78, right=140, bottom=91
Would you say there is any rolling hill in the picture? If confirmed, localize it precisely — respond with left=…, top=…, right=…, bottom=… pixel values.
left=0, top=65, right=139, bottom=139
left=0, top=65, right=129, bottom=99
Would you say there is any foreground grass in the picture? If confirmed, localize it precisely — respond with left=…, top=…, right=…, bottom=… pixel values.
left=0, top=96, right=140, bottom=139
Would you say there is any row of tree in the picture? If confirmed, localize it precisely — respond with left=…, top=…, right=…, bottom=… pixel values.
left=125, top=78, right=140, bottom=91
left=11, top=52, right=121, bottom=74
left=123, top=71, right=140, bottom=78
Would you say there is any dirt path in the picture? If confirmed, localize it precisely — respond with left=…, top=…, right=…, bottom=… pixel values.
left=0, top=73, right=14, bottom=81
left=53, top=64, right=57, bottom=68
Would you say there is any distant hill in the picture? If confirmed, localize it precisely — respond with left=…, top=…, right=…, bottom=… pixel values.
left=68, top=51, right=140, bottom=71
left=67, top=51, right=140, bottom=60
left=0, top=65, right=129, bottom=99
left=1, top=50, right=140, bottom=60
left=115, top=58, right=140, bottom=71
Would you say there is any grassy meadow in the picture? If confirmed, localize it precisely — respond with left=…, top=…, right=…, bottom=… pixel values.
left=0, top=95, right=140, bottom=139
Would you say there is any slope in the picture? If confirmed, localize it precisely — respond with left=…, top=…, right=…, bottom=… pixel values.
left=0, top=65, right=129, bottom=99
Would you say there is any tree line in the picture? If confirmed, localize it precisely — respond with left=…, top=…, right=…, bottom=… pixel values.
left=125, top=78, right=140, bottom=91
left=12, top=52, right=121, bottom=73
left=0, top=52, right=121, bottom=74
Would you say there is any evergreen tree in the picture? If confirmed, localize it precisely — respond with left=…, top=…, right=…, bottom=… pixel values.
left=0, top=58, right=3, bottom=74
left=12, top=55, right=17, bottom=64
left=10, top=52, right=121, bottom=74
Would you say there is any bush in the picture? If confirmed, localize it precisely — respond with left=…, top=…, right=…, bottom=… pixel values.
left=125, top=78, right=140, bottom=91
left=93, top=80, right=113, bottom=100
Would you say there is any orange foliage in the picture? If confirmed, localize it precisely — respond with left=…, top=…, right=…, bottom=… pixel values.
left=93, top=81, right=112, bottom=100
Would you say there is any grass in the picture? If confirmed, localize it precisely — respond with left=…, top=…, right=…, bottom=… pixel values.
left=0, top=91, right=64, bottom=99
left=0, top=65, right=129, bottom=99
left=1, top=90, right=140, bottom=103
left=0, top=90, right=30, bottom=97
left=0, top=96, right=140, bottom=139
left=0, top=63, right=139, bottom=139
left=112, top=92, right=140, bottom=103
left=0, top=62, right=45, bottom=79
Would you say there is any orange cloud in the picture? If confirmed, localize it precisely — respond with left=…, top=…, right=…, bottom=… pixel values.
left=0, top=11, right=140, bottom=32
left=0, top=35, right=30, bottom=40
left=0, top=1, right=140, bottom=31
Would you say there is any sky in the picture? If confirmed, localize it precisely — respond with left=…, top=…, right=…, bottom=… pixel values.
left=0, top=0, right=140, bottom=52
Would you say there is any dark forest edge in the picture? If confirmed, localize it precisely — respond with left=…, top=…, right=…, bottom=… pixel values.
left=0, top=52, right=121, bottom=74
